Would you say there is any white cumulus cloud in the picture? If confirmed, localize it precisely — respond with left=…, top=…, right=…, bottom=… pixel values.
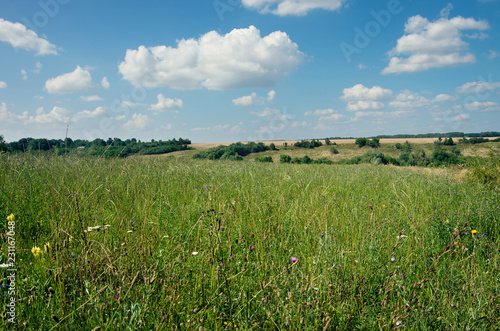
left=123, top=113, right=151, bottom=130
left=45, top=66, right=94, bottom=94
left=101, top=77, right=110, bottom=89
left=0, top=81, right=6, bottom=89
left=118, top=26, right=304, bottom=90
left=464, top=101, right=500, bottom=112
left=242, top=0, right=346, bottom=16
left=232, top=90, right=276, bottom=106
left=80, top=95, right=103, bottom=102
left=0, top=18, right=58, bottom=55
left=342, top=84, right=393, bottom=111
left=28, top=107, right=70, bottom=124
left=456, top=81, right=500, bottom=94
left=382, top=6, right=490, bottom=74
left=72, top=107, right=106, bottom=122
left=149, top=94, right=184, bottom=111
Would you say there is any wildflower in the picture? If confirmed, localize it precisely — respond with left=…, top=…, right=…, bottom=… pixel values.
left=471, top=230, right=478, bottom=234
left=31, top=246, right=43, bottom=258
left=482, top=233, right=486, bottom=237
left=382, top=205, right=386, bottom=208
left=396, top=321, right=402, bottom=326
left=391, top=257, right=396, bottom=263
left=250, top=246, right=255, bottom=251
left=114, top=294, right=119, bottom=300
left=192, top=251, right=199, bottom=256
left=368, top=204, right=373, bottom=209
left=290, top=257, right=298, bottom=263
left=6, top=214, right=14, bottom=222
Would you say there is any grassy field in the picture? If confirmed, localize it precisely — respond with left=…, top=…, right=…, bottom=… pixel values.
left=1, top=141, right=499, bottom=329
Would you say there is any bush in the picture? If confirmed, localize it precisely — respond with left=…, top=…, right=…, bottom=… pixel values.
left=330, top=146, right=339, bottom=154
left=193, top=142, right=270, bottom=160
left=294, top=140, right=323, bottom=149
left=430, top=147, right=461, bottom=166
left=314, top=157, right=333, bottom=165
left=443, top=137, right=455, bottom=146
left=291, top=156, right=313, bottom=164
left=356, top=138, right=379, bottom=148
left=280, top=154, right=291, bottom=163
left=355, top=138, right=367, bottom=148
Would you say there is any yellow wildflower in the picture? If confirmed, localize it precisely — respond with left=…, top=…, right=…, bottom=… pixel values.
left=471, top=230, right=478, bottom=234
left=31, top=246, right=43, bottom=258
left=6, top=214, right=14, bottom=222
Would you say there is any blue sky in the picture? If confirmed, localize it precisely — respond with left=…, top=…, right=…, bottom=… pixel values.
left=1, top=0, right=499, bottom=143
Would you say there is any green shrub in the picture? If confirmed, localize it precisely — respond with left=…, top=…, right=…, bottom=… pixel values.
left=280, top=154, right=292, bottom=163
left=330, top=146, right=339, bottom=154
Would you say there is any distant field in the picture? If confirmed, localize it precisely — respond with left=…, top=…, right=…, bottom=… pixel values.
left=191, top=137, right=500, bottom=149
left=172, top=137, right=500, bottom=163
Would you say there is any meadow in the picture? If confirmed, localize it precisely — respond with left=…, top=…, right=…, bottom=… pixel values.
left=0, top=140, right=499, bottom=330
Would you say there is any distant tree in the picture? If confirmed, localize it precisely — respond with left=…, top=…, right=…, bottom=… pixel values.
left=403, top=141, right=412, bottom=151
left=284, top=142, right=288, bottom=148
left=325, top=138, right=331, bottom=145
left=355, top=138, right=367, bottom=148
left=0, top=135, right=8, bottom=153
left=443, top=137, right=455, bottom=146
left=92, top=138, right=106, bottom=147
left=269, top=143, right=276, bottom=150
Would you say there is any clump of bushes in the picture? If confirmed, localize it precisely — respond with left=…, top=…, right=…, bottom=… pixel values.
left=395, top=141, right=412, bottom=151
left=460, top=137, right=494, bottom=144
left=330, top=146, right=339, bottom=154
left=279, top=155, right=333, bottom=164
left=355, top=137, right=380, bottom=148
left=193, top=142, right=269, bottom=160
left=294, top=140, right=323, bottom=149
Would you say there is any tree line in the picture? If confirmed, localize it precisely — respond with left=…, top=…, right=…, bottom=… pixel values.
left=0, top=136, right=191, bottom=157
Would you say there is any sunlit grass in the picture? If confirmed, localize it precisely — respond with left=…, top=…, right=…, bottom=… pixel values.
left=0, top=154, right=498, bottom=329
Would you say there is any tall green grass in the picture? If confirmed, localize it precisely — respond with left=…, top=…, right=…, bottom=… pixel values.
left=0, top=154, right=498, bottom=329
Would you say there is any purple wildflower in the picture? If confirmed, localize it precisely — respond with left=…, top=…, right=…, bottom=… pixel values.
left=391, top=257, right=396, bottom=263
left=250, top=246, right=255, bottom=251
left=290, top=257, right=298, bottom=263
